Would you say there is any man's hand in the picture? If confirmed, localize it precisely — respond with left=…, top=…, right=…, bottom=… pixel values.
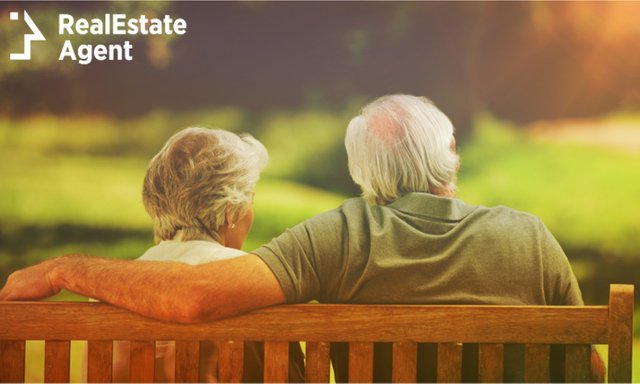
left=0, top=257, right=62, bottom=301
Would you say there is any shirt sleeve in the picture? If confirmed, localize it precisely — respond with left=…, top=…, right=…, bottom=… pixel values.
left=252, top=208, right=345, bottom=303
left=539, top=219, right=584, bottom=305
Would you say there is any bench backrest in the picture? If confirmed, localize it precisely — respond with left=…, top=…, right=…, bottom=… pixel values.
left=0, top=284, right=633, bottom=382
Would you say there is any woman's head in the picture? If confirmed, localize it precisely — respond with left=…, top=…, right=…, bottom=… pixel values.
left=143, top=127, right=268, bottom=248
left=345, top=94, right=459, bottom=205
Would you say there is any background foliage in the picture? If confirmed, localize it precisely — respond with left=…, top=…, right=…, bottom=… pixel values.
left=1, top=108, right=638, bottom=302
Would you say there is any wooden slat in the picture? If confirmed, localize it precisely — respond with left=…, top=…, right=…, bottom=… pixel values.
left=175, top=340, right=200, bottom=383
left=218, top=340, right=244, bottom=383
left=392, top=341, right=417, bottom=383
left=112, top=341, right=131, bottom=383
left=87, top=340, right=112, bottom=383
left=0, top=340, right=25, bottom=382
left=264, top=341, right=289, bottom=383
left=0, top=301, right=609, bottom=343
left=565, top=344, right=590, bottom=382
left=305, top=342, right=330, bottom=383
left=608, top=284, right=634, bottom=383
left=348, top=342, right=373, bottom=383
left=45, top=340, right=70, bottom=383
left=200, top=341, right=220, bottom=383
left=478, top=343, right=503, bottom=382
left=524, top=344, right=550, bottom=383
left=437, top=342, right=462, bottom=382
left=129, top=341, right=154, bottom=382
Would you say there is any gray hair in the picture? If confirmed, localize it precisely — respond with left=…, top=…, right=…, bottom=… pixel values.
left=345, top=94, right=459, bottom=205
left=143, top=127, right=268, bottom=243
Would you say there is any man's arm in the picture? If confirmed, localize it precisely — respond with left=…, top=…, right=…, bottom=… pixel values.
left=0, top=253, right=285, bottom=323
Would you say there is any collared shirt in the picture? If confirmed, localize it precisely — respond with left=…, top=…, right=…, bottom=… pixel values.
left=253, top=192, right=583, bottom=306
left=253, top=193, right=583, bottom=381
left=139, top=237, right=244, bottom=265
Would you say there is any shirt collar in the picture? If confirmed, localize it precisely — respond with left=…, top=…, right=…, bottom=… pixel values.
left=171, top=230, right=219, bottom=244
left=387, top=192, right=476, bottom=221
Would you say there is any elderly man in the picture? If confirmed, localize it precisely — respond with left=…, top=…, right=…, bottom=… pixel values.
left=1, top=94, right=599, bottom=381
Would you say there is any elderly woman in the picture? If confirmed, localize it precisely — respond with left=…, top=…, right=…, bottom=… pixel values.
left=114, top=127, right=304, bottom=382
left=140, top=127, right=265, bottom=264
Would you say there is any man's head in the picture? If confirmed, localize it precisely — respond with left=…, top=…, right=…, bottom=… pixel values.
left=345, top=94, right=460, bottom=204
left=143, top=127, right=268, bottom=245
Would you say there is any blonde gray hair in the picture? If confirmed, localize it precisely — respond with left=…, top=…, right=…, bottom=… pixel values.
left=345, top=94, right=459, bottom=205
left=143, top=127, right=268, bottom=243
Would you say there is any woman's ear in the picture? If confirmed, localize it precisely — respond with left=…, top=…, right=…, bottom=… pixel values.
left=450, top=136, right=457, bottom=153
left=224, top=206, right=235, bottom=229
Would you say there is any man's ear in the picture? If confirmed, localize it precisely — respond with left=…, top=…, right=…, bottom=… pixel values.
left=450, top=136, right=457, bottom=153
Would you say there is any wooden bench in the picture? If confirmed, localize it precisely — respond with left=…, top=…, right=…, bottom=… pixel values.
left=0, top=284, right=633, bottom=383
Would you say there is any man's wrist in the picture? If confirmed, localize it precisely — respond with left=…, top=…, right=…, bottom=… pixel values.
left=47, top=254, right=79, bottom=293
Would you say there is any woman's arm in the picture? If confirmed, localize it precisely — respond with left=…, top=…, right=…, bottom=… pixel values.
left=0, top=253, right=285, bottom=323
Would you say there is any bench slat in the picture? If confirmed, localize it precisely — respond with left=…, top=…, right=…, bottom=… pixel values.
left=392, top=341, right=417, bottom=383
left=437, top=342, right=462, bottom=382
left=175, top=340, right=199, bottom=382
left=608, top=284, right=634, bottom=383
left=565, top=344, right=590, bottom=382
left=264, top=341, right=289, bottom=383
left=305, top=342, right=330, bottom=383
left=0, top=340, right=25, bottom=382
left=218, top=340, right=243, bottom=383
left=87, top=340, right=112, bottom=383
left=348, top=342, right=373, bottom=383
left=0, top=302, right=609, bottom=344
left=201, top=341, right=220, bottom=382
left=524, top=344, right=550, bottom=383
left=44, top=340, right=70, bottom=383
left=478, top=343, right=503, bottom=383
left=129, top=341, right=154, bottom=383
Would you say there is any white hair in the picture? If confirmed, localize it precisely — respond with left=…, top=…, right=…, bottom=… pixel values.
left=143, top=127, right=268, bottom=243
left=345, top=94, right=459, bottom=205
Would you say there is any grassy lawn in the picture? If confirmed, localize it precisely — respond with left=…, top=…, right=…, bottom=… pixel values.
left=458, top=115, right=640, bottom=261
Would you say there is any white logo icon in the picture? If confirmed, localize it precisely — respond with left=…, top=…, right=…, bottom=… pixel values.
left=9, top=11, right=46, bottom=60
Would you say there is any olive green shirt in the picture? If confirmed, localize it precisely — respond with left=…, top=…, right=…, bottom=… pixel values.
left=253, top=192, right=583, bottom=381
left=254, top=192, right=583, bottom=307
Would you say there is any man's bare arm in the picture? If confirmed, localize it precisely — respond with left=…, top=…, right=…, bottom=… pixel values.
left=0, top=254, right=285, bottom=323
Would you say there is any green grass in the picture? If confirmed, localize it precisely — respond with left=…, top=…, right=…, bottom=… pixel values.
left=0, top=153, right=150, bottom=230
left=458, top=115, right=640, bottom=261
left=5, top=109, right=638, bottom=262
left=259, top=110, right=348, bottom=179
